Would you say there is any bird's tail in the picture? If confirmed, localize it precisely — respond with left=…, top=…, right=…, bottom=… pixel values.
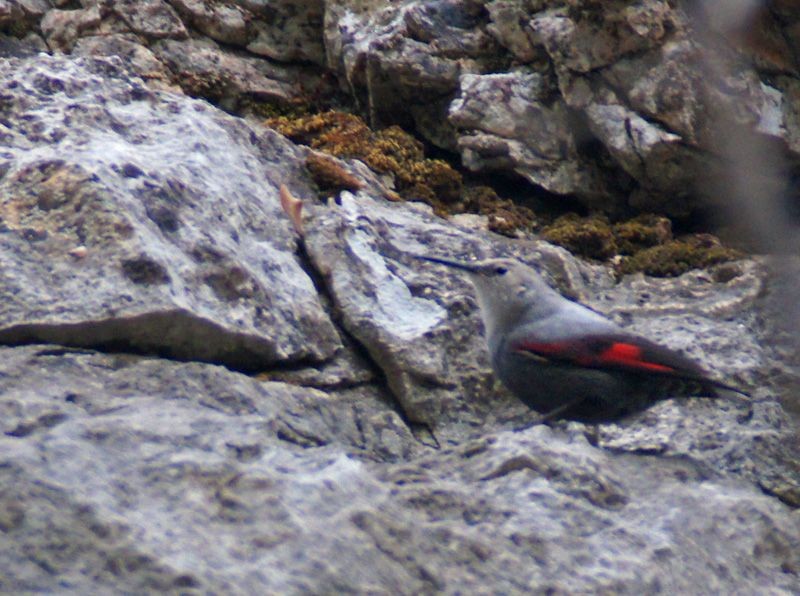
left=704, top=377, right=751, bottom=399
left=658, top=374, right=750, bottom=401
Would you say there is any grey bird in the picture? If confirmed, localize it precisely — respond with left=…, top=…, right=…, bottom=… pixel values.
left=417, top=255, right=746, bottom=423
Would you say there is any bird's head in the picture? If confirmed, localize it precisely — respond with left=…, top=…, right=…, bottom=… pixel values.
left=415, top=255, right=558, bottom=342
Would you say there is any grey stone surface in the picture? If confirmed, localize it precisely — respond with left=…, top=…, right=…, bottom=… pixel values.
left=0, top=345, right=419, bottom=593
left=450, top=69, right=616, bottom=205
left=0, top=6, right=799, bottom=595
left=150, top=37, right=301, bottom=108
left=321, top=0, right=800, bottom=214
left=0, top=55, right=341, bottom=372
left=244, top=0, right=326, bottom=65
left=32, top=0, right=800, bottom=216
left=169, top=0, right=250, bottom=47
left=324, top=0, right=499, bottom=145
left=303, top=191, right=502, bottom=431
left=0, top=348, right=798, bottom=594
left=72, top=33, right=174, bottom=90
left=41, top=6, right=106, bottom=53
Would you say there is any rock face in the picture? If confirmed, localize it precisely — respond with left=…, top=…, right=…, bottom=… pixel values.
left=2, top=344, right=798, bottom=594
left=0, top=55, right=341, bottom=373
left=0, top=3, right=799, bottom=594
left=11, top=0, right=800, bottom=218
left=325, top=0, right=799, bottom=216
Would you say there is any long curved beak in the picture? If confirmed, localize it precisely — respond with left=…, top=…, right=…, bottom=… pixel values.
left=413, top=254, right=481, bottom=273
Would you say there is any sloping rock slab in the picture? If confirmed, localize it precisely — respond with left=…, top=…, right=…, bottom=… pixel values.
left=300, top=189, right=800, bottom=503
left=0, top=54, right=340, bottom=371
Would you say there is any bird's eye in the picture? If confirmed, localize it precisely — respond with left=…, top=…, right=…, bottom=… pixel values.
left=494, top=266, right=508, bottom=276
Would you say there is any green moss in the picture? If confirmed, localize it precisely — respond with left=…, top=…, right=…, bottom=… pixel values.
left=403, top=160, right=462, bottom=204
left=372, top=126, right=425, bottom=165
left=265, top=111, right=463, bottom=213
left=540, top=213, right=618, bottom=260
left=3, top=20, right=30, bottom=38
left=463, top=185, right=538, bottom=237
left=612, top=213, right=672, bottom=255
left=266, top=111, right=374, bottom=157
left=538, top=211, right=741, bottom=276
left=240, top=99, right=310, bottom=119
left=617, top=238, right=742, bottom=277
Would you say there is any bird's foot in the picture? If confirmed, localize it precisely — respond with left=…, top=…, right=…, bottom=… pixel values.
left=512, top=396, right=588, bottom=432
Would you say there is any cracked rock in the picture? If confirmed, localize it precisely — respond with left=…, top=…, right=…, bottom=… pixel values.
left=0, top=54, right=340, bottom=371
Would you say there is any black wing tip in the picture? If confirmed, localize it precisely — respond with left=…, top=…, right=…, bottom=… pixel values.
left=707, top=378, right=751, bottom=399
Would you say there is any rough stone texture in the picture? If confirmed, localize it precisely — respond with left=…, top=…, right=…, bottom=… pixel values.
left=0, top=30, right=47, bottom=57
left=449, top=69, right=620, bottom=206
left=30, top=0, right=800, bottom=216
left=40, top=6, right=107, bottom=53
left=303, top=192, right=501, bottom=430
left=111, top=0, right=188, bottom=41
left=0, top=55, right=341, bottom=372
left=0, top=346, right=419, bottom=593
left=150, top=37, right=301, bottom=110
left=26, top=0, right=800, bottom=216
left=41, top=1, right=188, bottom=54
left=321, top=0, right=800, bottom=215
left=169, top=0, right=250, bottom=47
left=36, top=0, right=329, bottom=113
left=71, top=33, right=176, bottom=90
left=0, top=5, right=800, bottom=595
left=0, top=0, right=48, bottom=36
left=1, top=345, right=799, bottom=594
left=324, top=0, right=502, bottom=148
left=243, top=0, right=326, bottom=65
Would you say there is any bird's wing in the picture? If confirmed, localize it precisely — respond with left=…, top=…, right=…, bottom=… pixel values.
left=510, top=333, right=708, bottom=378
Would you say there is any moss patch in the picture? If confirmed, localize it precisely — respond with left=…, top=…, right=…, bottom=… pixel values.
left=265, top=110, right=544, bottom=235
left=541, top=212, right=741, bottom=277
left=617, top=236, right=743, bottom=277
left=264, top=108, right=740, bottom=277
left=613, top=214, right=672, bottom=255
left=265, top=111, right=464, bottom=214
left=463, top=186, right=538, bottom=237
left=240, top=98, right=310, bottom=120
left=541, top=214, right=618, bottom=259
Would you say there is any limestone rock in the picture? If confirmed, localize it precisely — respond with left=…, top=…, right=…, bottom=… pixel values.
left=169, top=0, right=250, bottom=47
left=0, top=54, right=341, bottom=371
left=0, top=346, right=797, bottom=593
left=325, top=0, right=500, bottom=145
left=41, top=1, right=187, bottom=54
left=72, top=34, right=174, bottom=89
left=151, top=37, right=300, bottom=109
left=244, top=0, right=326, bottom=65
left=450, top=69, right=618, bottom=206
left=321, top=0, right=800, bottom=216
left=0, top=7, right=798, bottom=595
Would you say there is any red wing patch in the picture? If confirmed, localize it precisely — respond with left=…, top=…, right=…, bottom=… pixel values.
left=594, top=342, right=675, bottom=373
left=514, top=339, right=678, bottom=374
